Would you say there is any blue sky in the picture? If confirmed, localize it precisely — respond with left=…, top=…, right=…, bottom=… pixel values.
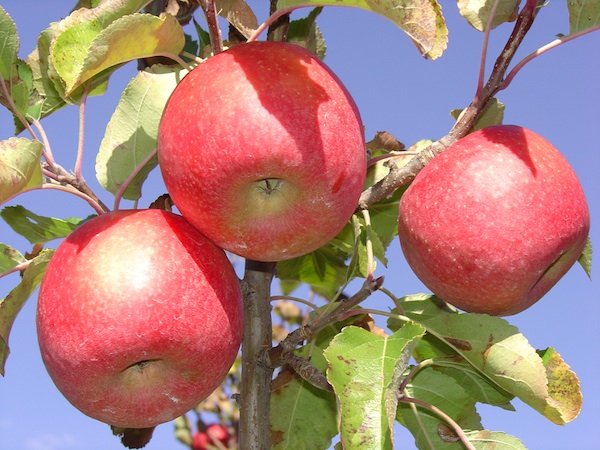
left=1, top=1, right=598, bottom=449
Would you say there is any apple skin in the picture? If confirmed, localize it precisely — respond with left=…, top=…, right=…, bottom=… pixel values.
left=36, top=209, right=243, bottom=428
left=158, top=41, right=366, bottom=262
left=398, top=125, right=590, bottom=316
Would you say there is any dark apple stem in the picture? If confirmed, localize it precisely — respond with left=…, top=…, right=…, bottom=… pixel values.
left=358, top=0, right=545, bottom=210
left=199, top=0, right=223, bottom=54
left=239, top=259, right=277, bottom=449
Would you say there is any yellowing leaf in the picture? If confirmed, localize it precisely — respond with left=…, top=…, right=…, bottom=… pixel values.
left=538, top=348, right=582, bottom=424
left=276, top=0, right=447, bottom=59
left=394, top=294, right=583, bottom=425
left=54, top=13, right=184, bottom=95
left=457, top=0, right=520, bottom=31
left=0, top=138, right=43, bottom=205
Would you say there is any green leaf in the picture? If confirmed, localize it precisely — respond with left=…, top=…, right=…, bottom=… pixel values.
left=578, top=237, right=592, bottom=278
left=0, top=206, right=87, bottom=244
left=270, top=366, right=337, bottom=450
left=276, top=0, right=447, bottom=59
left=277, top=244, right=349, bottom=299
left=0, top=138, right=43, bottom=204
left=433, top=362, right=515, bottom=410
left=450, top=97, right=505, bottom=132
left=270, top=312, right=371, bottom=449
left=457, top=0, right=520, bottom=31
left=0, top=243, right=25, bottom=273
left=287, top=8, right=326, bottom=59
left=53, top=12, right=185, bottom=96
left=96, top=65, right=184, bottom=200
left=392, top=294, right=582, bottom=425
left=0, top=248, right=54, bottom=375
left=324, top=323, right=425, bottom=449
left=568, top=0, right=600, bottom=33
left=397, top=369, right=483, bottom=449
left=0, top=5, right=19, bottom=81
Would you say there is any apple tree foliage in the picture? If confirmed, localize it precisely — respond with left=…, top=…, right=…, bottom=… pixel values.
left=0, top=0, right=597, bottom=449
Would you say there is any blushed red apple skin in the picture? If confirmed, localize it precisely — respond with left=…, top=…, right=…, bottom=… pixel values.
left=36, top=209, right=243, bottom=428
left=398, top=125, right=590, bottom=316
left=158, top=41, right=366, bottom=262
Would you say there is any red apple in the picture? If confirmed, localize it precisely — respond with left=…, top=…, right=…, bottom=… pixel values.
left=398, top=125, right=590, bottom=316
left=158, top=41, right=366, bottom=262
left=36, top=209, right=243, bottom=428
left=193, top=423, right=230, bottom=450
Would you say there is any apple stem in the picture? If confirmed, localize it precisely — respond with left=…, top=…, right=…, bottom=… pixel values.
left=501, top=24, right=600, bottom=91
left=358, top=0, right=545, bottom=210
left=239, top=259, right=277, bottom=450
left=199, top=0, right=224, bottom=54
left=473, top=0, right=502, bottom=105
left=74, top=81, right=91, bottom=182
left=113, top=148, right=158, bottom=211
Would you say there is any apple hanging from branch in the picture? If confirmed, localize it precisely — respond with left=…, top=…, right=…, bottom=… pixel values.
left=36, top=209, right=243, bottom=428
left=398, top=125, right=590, bottom=316
left=158, top=41, right=367, bottom=262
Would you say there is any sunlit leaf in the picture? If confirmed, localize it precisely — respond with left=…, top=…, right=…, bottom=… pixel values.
left=27, top=0, right=154, bottom=110
left=0, top=248, right=53, bottom=375
left=0, top=138, right=43, bottom=205
left=53, top=13, right=185, bottom=95
left=0, top=243, right=25, bottom=273
left=96, top=65, right=184, bottom=200
left=457, top=0, right=520, bottom=31
left=578, top=237, right=592, bottom=278
left=397, top=369, right=483, bottom=449
left=276, top=0, right=447, bottom=59
left=0, top=205, right=87, bottom=244
left=568, top=0, right=600, bottom=33
left=324, top=324, right=425, bottom=449
left=0, top=5, right=18, bottom=81
left=464, top=430, right=526, bottom=449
